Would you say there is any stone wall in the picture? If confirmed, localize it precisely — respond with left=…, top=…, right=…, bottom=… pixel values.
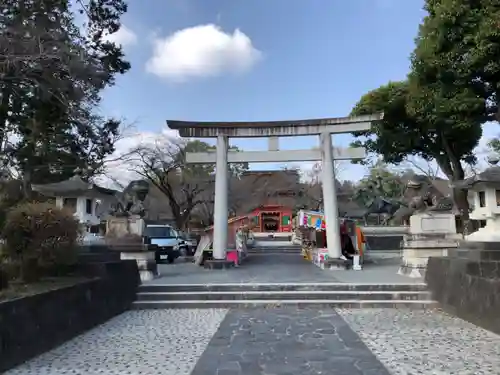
left=0, top=260, right=140, bottom=373
left=78, top=244, right=121, bottom=263
left=365, top=235, right=403, bottom=251
left=426, top=257, right=500, bottom=335
left=0, top=268, right=7, bottom=290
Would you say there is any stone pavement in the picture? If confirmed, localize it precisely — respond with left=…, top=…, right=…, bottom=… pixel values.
left=7, top=307, right=500, bottom=375
left=191, top=308, right=390, bottom=375
left=151, top=252, right=424, bottom=286
left=152, top=253, right=339, bottom=284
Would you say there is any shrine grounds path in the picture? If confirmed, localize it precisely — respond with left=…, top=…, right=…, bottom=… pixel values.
left=147, top=252, right=425, bottom=285
left=6, top=253, right=500, bottom=374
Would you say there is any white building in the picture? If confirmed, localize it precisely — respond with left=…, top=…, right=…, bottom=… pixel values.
left=32, top=175, right=119, bottom=230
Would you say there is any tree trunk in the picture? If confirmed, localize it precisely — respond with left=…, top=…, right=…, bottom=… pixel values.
left=0, top=85, right=11, bottom=150
left=452, top=187, right=471, bottom=234
left=22, top=170, right=33, bottom=200
left=452, top=188, right=469, bottom=218
left=435, top=144, right=469, bottom=223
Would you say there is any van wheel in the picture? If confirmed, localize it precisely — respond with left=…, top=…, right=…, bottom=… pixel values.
left=167, top=256, right=175, bottom=264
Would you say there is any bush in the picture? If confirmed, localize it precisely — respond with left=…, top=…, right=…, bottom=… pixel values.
left=0, top=180, right=25, bottom=230
left=1, top=202, right=80, bottom=282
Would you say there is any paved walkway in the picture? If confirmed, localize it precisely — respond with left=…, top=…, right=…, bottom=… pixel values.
left=7, top=308, right=500, bottom=375
left=151, top=253, right=339, bottom=284
left=191, top=308, right=389, bottom=375
left=150, top=252, right=424, bottom=285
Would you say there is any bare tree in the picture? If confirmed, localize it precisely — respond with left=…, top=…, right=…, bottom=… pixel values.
left=191, top=193, right=215, bottom=227
left=299, top=161, right=352, bottom=210
left=127, top=138, right=214, bottom=229
left=400, top=157, right=441, bottom=181
left=92, top=122, right=143, bottom=184
left=301, top=160, right=346, bottom=182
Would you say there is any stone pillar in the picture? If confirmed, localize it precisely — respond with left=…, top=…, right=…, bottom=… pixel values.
left=212, top=134, right=229, bottom=260
left=55, top=196, right=64, bottom=209
left=120, top=250, right=158, bottom=283
left=399, top=212, right=459, bottom=278
left=319, top=132, right=342, bottom=259
left=76, top=197, right=86, bottom=222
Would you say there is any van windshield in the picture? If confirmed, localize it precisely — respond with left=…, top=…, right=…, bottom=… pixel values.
left=145, top=226, right=176, bottom=238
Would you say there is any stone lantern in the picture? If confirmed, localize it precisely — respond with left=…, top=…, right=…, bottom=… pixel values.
left=457, top=156, right=500, bottom=242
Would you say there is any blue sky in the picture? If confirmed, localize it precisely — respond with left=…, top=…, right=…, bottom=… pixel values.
left=100, top=0, right=497, bottom=181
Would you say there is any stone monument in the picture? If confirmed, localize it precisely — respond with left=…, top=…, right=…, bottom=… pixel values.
left=398, top=177, right=459, bottom=278
left=106, top=180, right=158, bottom=282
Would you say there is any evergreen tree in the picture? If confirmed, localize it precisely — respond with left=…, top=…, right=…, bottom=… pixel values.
left=0, top=0, right=130, bottom=193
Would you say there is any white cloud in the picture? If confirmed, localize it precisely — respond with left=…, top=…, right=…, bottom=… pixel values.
left=145, top=24, right=262, bottom=82
left=102, top=25, right=138, bottom=47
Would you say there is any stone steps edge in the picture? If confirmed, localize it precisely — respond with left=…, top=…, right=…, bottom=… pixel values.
left=131, top=299, right=437, bottom=309
left=139, top=282, right=428, bottom=286
left=136, top=290, right=431, bottom=295
left=136, top=294, right=431, bottom=301
left=138, top=283, right=429, bottom=292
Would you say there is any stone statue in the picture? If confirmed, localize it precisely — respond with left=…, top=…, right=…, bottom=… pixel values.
left=110, top=180, right=150, bottom=218
left=393, top=175, right=454, bottom=223
left=406, top=176, right=453, bottom=212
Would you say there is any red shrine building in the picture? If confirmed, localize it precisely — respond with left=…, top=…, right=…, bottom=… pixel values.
left=234, top=170, right=300, bottom=233
left=249, top=205, right=293, bottom=233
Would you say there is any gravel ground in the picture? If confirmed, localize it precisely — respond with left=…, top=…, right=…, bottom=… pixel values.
left=5, top=309, right=228, bottom=375
left=337, top=308, right=500, bottom=375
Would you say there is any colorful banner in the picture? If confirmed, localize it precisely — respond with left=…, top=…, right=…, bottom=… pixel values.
left=297, top=210, right=326, bottom=230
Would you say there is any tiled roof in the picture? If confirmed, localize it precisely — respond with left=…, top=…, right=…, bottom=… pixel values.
left=32, top=176, right=117, bottom=196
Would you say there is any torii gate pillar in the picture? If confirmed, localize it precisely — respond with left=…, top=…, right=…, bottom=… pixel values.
left=212, top=135, right=229, bottom=260
left=320, top=132, right=342, bottom=258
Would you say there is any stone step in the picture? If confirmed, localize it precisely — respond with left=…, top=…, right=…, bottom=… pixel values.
left=138, top=283, right=429, bottom=293
left=247, top=249, right=302, bottom=254
left=136, top=290, right=432, bottom=301
left=248, top=245, right=300, bottom=248
left=247, top=247, right=300, bottom=249
left=132, top=299, right=437, bottom=309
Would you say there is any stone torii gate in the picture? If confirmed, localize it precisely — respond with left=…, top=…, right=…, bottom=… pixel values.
left=167, top=114, right=382, bottom=263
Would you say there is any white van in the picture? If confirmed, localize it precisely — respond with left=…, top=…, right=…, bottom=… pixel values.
left=144, top=224, right=187, bottom=264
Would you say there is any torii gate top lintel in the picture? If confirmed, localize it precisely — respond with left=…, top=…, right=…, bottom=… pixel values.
left=167, top=113, right=383, bottom=138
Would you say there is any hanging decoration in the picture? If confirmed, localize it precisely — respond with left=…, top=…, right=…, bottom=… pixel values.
left=297, top=210, right=327, bottom=231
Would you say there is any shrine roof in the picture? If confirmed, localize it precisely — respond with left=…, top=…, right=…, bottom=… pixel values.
left=248, top=204, right=293, bottom=212
left=241, top=169, right=300, bottom=177
left=454, top=166, right=500, bottom=189
left=167, top=113, right=383, bottom=138
left=32, top=176, right=117, bottom=196
left=203, top=215, right=249, bottom=232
